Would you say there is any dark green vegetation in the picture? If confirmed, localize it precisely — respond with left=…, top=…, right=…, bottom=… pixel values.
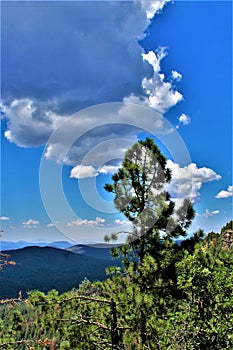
left=0, top=230, right=232, bottom=349
left=67, top=243, right=120, bottom=260
left=0, top=139, right=232, bottom=349
left=0, top=246, right=119, bottom=299
left=104, top=138, right=195, bottom=346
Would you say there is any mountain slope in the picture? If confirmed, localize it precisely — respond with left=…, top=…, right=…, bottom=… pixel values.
left=67, top=243, right=120, bottom=260
left=0, top=246, right=118, bottom=299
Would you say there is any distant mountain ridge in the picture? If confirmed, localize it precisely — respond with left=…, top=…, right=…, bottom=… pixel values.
left=0, top=246, right=120, bottom=299
left=0, top=240, right=74, bottom=251
left=0, top=241, right=121, bottom=251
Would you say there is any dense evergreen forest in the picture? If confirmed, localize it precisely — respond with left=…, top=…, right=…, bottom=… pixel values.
left=0, top=139, right=232, bottom=349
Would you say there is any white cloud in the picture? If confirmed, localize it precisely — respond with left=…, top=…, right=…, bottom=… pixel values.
left=99, top=164, right=121, bottom=175
left=22, top=219, right=39, bottom=228
left=141, top=0, right=170, bottom=19
left=215, top=185, right=233, bottom=198
left=167, top=160, right=222, bottom=201
left=212, top=210, right=220, bottom=215
left=178, top=113, right=191, bottom=126
left=171, top=70, right=182, bottom=81
left=70, top=163, right=121, bottom=180
left=0, top=216, right=10, bottom=221
left=125, top=49, right=183, bottom=114
left=3, top=99, right=64, bottom=147
left=5, top=46, right=183, bottom=168
left=114, top=219, right=131, bottom=226
left=46, top=223, right=56, bottom=227
left=70, top=165, right=98, bottom=179
left=2, top=1, right=149, bottom=107
left=67, top=217, right=106, bottom=227
left=2, top=1, right=182, bottom=164
left=202, top=209, right=220, bottom=218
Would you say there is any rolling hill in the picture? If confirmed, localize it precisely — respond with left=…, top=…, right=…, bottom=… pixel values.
left=0, top=246, right=120, bottom=299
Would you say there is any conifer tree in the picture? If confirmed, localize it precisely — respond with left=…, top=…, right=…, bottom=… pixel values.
left=104, top=138, right=195, bottom=346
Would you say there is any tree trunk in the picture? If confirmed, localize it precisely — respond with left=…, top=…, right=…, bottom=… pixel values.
left=110, top=298, right=119, bottom=349
left=139, top=238, right=147, bottom=347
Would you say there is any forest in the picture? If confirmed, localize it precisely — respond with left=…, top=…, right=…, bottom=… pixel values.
left=0, top=139, right=232, bottom=349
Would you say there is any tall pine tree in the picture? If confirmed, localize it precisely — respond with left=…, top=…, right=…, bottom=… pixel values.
left=105, top=138, right=195, bottom=347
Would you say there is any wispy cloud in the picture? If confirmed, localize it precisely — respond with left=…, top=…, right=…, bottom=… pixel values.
left=215, top=185, right=233, bottom=198
left=196, top=209, right=220, bottom=218
left=99, top=165, right=121, bottom=175
left=22, top=219, right=40, bottom=228
left=46, top=222, right=58, bottom=228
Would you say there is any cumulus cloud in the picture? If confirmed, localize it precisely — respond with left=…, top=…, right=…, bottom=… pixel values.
left=3, top=99, right=64, bottom=147
left=179, top=113, right=191, bottom=125
left=176, top=113, right=191, bottom=129
left=171, top=70, right=182, bottom=81
left=2, top=0, right=182, bottom=165
left=141, top=0, right=170, bottom=19
left=22, top=219, right=40, bottom=228
left=125, top=49, right=183, bottom=114
left=0, top=216, right=10, bottom=221
left=70, top=165, right=98, bottom=179
left=70, top=163, right=121, bottom=179
left=67, top=217, right=106, bottom=227
left=2, top=1, right=168, bottom=115
left=215, top=185, right=233, bottom=198
left=167, top=160, right=222, bottom=201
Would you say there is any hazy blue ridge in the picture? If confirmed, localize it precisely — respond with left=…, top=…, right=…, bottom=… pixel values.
left=0, top=241, right=74, bottom=251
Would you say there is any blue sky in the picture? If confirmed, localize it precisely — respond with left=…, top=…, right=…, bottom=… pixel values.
left=1, top=0, right=232, bottom=244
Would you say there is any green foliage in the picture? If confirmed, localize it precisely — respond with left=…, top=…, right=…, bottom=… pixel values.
left=0, top=233, right=232, bottom=349
left=221, top=220, right=233, bottom=233
left=169, top=242, right=233, bottom=349
left=1, top=140, right=231, bottom=349
left=104, top=137, right=195, bottom=346
left=104, top=138, right=194, bottom=239
left=0, top=286, right=113, bottom=349
left=78, top=277, right=92, bottom=295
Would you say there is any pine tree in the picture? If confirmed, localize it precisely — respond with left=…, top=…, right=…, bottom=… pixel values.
left=104, top=138, right=195, bottom=346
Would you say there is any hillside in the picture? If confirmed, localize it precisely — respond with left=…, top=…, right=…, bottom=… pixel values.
left=0, top=246, right=119, bottom=299
left=67, top=243, right=120, bottom=260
